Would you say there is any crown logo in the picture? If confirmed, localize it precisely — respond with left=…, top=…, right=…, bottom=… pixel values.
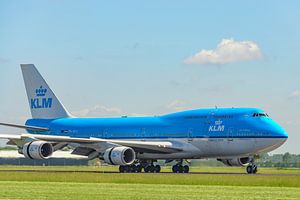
left=215, top=120, right=222, bottom=125
left=35, top=86, right=47, bottom=97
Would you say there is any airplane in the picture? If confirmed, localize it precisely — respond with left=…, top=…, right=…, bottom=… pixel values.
left=0, top=64, right=288, bottom=174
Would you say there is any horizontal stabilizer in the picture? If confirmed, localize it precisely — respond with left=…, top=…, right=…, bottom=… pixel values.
left=0, top=122, right=49, bottom=132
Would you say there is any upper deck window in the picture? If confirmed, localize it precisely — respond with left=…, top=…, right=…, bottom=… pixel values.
left=185, top=115, right=208, bottom=119
left=252, top=113, right=269, bottom=117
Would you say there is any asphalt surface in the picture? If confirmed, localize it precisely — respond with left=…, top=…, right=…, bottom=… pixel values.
left=0, top=169, right=299, bottom=176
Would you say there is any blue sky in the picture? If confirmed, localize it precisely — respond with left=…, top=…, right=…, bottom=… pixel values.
left=1, top=1, right=300, bottom=153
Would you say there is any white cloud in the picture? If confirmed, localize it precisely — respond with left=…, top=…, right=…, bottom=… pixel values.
left=289, top=90, right=300, bottom=98
left=166, top=100, right=187, bottom=111
left=184, top=38, right=263, bottom=65
left=73, top=104, right=123, bottom=117
left=73, top=104, right=150, bottom=118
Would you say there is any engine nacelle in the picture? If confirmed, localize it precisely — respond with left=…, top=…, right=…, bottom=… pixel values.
left=103, top=146, right=135, bottom=165
left=217, top=157, right=251, bottom=167
left=22, top=141, right=53, bottom=159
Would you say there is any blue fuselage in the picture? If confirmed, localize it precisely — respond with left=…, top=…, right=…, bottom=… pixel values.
left=25, top=108, right=288, bottom=140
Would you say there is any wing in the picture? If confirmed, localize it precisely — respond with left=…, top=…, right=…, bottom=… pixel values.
left=0, top=133, right=182, bottom=154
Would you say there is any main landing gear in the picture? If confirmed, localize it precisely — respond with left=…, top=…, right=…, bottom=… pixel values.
left=119, top=160, right=161, bottom=173
left=246, top=158, right=258, bottom=174
left=172, top=160, right=189, bottom=173
left=172, top=164, right=189, bottom=173
left=144, top=164, right=161, bottom=173
left=119, top=164, right=143, bottom=173
left=119, top=160, right=190, bottom=173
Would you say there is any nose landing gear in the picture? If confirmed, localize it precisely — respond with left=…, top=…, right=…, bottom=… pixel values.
left=246, top=164, right=258, bottom=174
left=246, top=158, right=258, bottom=174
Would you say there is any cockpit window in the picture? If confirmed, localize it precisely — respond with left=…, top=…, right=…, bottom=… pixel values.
left=252, top=113, right=269, bottom=117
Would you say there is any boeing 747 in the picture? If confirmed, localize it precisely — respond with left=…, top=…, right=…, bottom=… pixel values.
left=0, top=64, right=288, bottom=173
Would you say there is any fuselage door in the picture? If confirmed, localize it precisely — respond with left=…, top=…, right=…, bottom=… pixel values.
left=188, top=128, right=193, bottom=142
left=103, top=129, right=109, bottom=138
left=227, top=127, right=234, bottom=142
left=141, top=128, right=146, bottom=136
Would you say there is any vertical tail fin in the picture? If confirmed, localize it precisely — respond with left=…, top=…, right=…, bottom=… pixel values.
left=21, top=64, right=71, bottom=119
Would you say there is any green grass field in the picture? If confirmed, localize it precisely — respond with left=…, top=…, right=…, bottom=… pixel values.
left=0, top=166, right=299, bottom=200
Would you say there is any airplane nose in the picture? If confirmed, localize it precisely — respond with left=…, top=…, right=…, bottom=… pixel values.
left=275, top=129, right=288, bottom=148
left=271, top=123, right=288, bottom=139
left=268, top=123, right=288, bottom=149
left=280, top=130, right=288, bottom=139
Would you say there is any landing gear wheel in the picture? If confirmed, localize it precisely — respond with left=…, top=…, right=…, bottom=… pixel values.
left=246, top=165, right=258, bottom=174
left=149, top=165, right=155, bottom=173
left=119, top=165, right=125, bottom=173
left=246, top=166, right=252, bottom=174
left=123, top=165, right=130, bottom=173
left=252, top=165, right=258, bottom=174
left=172, top=164, right=188, bottom=173
left=154, top=165, right=161, bottom=173
left=130, top=165, right=137, bottom=173
left=136, top=165, right=143, bottom=173
left=178, top=165, right=183, bottom=173
left=144, top=165, right=151, bottom=173
left=172, top=165, right=179, bottom=173
left=183, top=165, right=189, bottom=173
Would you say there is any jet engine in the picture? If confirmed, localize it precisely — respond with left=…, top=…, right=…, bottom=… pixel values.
left=22, top=141, right=53, bottom=159
left=103, top=146, right=136, bottom=165
left=217, top=157, right=251, bottom=167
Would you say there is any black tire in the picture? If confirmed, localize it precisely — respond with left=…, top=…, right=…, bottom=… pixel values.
left=136, top=165, right=142, bottom=173
left=252, top=165, right=258, bottom=174
left=154, top=165, right=161, bottom=173
left=124, top=165, right=130, bottom=173
left=144, top=165, right=150, bottom=173
left=119, top=165, right=125, bottom=173
left=149, top=165, right=155, bottom=173
left=131, top=165, right=137, bottom=173
left=183, top=165, right=189, bottom=173
left=172, top=165, right=178, bottom=173
left=178, top=165, right=183, bottom=173
left=246, top=165, right=253, bottom=174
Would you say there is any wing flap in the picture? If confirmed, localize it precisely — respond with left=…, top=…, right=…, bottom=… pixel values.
left=71, top=147, right=95, bottom=156
left=102, top=139, right=182, bottom=153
